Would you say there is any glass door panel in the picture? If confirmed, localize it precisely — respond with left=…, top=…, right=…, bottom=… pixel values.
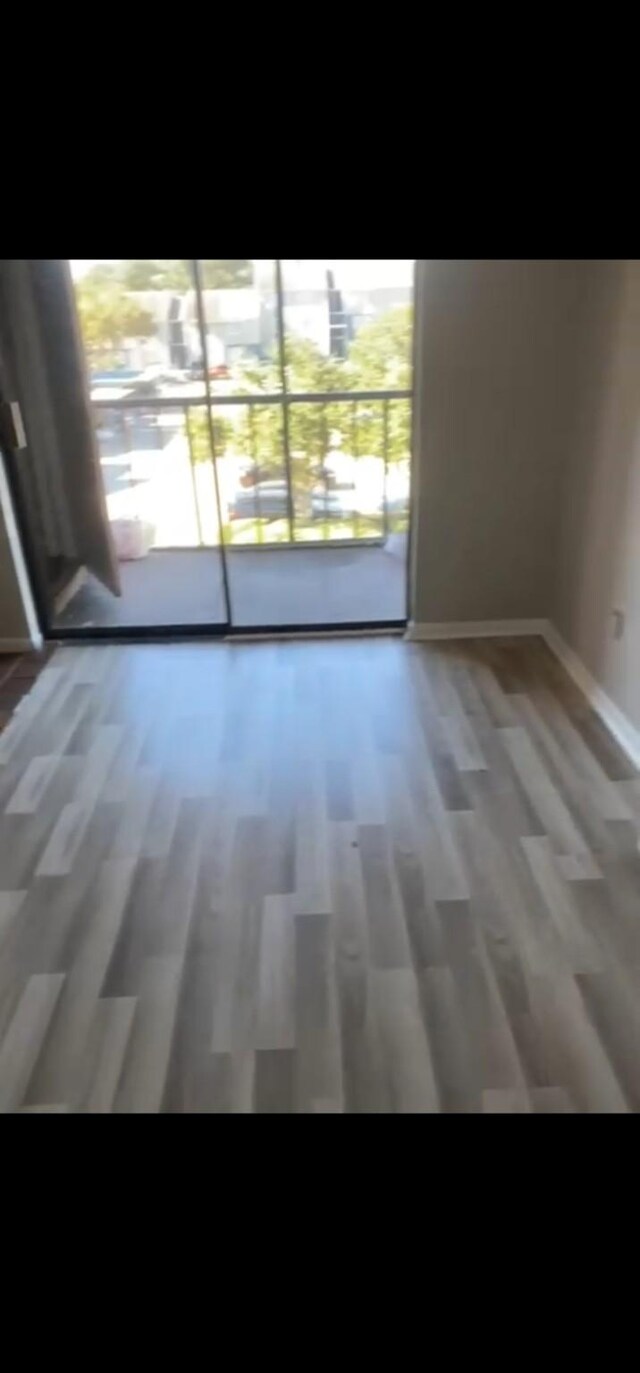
left=195, top=260, right=280, bottom=397
left=280, top=259, right=415, bottom=393
left=214, top=401, right=290, bottom=547
left=55, top=260, right=230, bottom=632
left=49, top=259, right=412, bottom=633
left=226, top=260, right=413, bottom=628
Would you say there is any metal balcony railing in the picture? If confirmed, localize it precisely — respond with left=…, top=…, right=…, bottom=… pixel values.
left=92, top=388, right=412, bottom=550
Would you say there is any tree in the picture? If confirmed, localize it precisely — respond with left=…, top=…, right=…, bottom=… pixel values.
left=348, top=306, right=413, bottom=468
left=75, top=275, right=154, bottom=362
left=76, top=258, right=412, bottom=535
left=119, top=260, right=253, bottom=291
left=200, top=261, right=253, bottom=289
left=187, top=314, right=412, bottom=481
left=348, top=305, right=413, bottom=391
left=227, top=338, right=346, bottom=495
left=119, top=260, right=184, bottom=290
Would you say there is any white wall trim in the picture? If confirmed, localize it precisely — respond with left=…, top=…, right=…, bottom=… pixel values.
left=406, top=618, right=549, bottom=641
left=543, top=622, right=640, bottom=772
left=407, top=616, right=640, bottom=772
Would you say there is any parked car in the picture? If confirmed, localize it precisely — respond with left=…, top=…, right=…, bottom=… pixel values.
left=311, top=484, right=357, bottom=520
left=383, top=493, right=410, bottom=517
left=228, top=481, right=313, bottom=522
left=228, top=481, right=290, bottom=521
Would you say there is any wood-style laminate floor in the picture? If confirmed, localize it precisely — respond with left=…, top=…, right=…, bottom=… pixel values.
left=0, top=649, right=52, bottom=735
left=1, top=635, right=639, bottom=1113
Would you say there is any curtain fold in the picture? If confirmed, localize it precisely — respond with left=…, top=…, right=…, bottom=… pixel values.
left=0, top=260, right=120, bottom=598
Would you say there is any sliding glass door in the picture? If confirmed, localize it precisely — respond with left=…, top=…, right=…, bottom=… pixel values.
left=212, top=258, right=415, bottom=628
left=56, top=260, right=230, bottom=633
left=54, top=259, right=414, bottom=633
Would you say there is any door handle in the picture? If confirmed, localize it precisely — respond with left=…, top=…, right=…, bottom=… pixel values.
left=0, top=397, right=27, bottom=452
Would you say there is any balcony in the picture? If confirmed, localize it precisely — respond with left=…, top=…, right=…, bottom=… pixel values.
left=57, top=390, right=410, bottom=631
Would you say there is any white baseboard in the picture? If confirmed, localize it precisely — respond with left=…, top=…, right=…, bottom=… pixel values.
left=407, top=618, right=549, bottom=641
left=406, top=616, right=640, bottom=771
left=543, top=622, right=640, bottom=772
left=0, top=637, right=40, bottom=654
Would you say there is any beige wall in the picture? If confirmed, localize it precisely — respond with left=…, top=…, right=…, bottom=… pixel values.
left=411, top=259, right=581, bottom=624
left=553, top=259, right=640, bottom=733
left=410, top=257, right=640, bottom=736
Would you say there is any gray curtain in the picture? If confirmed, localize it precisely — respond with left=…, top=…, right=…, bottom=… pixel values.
left=0, top=259, right=120, bottom=597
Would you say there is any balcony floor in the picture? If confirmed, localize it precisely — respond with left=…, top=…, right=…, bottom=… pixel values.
left=54, top=539, right=408, bottom=631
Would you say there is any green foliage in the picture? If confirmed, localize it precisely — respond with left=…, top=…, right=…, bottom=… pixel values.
left=76, top=260, right=258, bottom=365
left=118, top=260, right=253, bottom=291
left=76, top=259, right=254, bottom=348
left=348, top=306, right=413, bottom=464
left=200, top=261, right=253, bottom=289
left=119, top=260, right=189, bottom=290
left=185, top=320, right=412, bottom=479
left=348, top=305, right=413, bottom=390
left=285, top=335, right=346, bottom=394
left=76, top=275, right=154, bottom=357
left=188, top=409, right=234, bottom=464
left=76, top=265, right=412, bottom=538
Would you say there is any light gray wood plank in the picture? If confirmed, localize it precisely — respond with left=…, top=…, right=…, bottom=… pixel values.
left=35, top=802, right=86, bottom=879
left=25, top=857, right=137, bottom=1105
left=530, top=1087, right=575, bottom=1113
left=371, top=968, right=440, bottom=1113
left=114, top=956, right=182, bottom=1114
left=482, top=1089, right=531, bottom=1113
left=0, top=973, right=65, bottom=1113
left=521, top=836, right=603, bottom=974
left=254, top=1049, right=295, bottom=1114
left=0, top=891, right=25, bottom=951
left=294, top=912, right=343, bottom=1113
left=502, top=725, right=596, bottom=865
left=2, top=636, right=639, bottom=1114
left=5, top=755, right=61, bottom=816
left=256, top=895, right=295, bottom=1051
left=80, top=996, right=137, bottom=1113
left=528, top=972, right=629, bottom=1114
left=420, top=967, right=479, bottom=1113
left=19, top=1103, right=70, bottom=1113
left=358, top=825, right=412, bottom=970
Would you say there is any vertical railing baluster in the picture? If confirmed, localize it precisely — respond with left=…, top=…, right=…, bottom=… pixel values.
left=382, top=399, right=389, bottom=540
left=93, top=383, right=413, bottom=568
left=250, top=403, right=263, bottom=544
left=352, top=400, right=359, bottom=539
left=275, top=259, right=295, bottom=543
left=404, top=397, right=411, bottom=530
left=122, top=410, right=135, bottom=505
left=192, top=257, right=233, bottom=627
left=323, top=403, right=329, bottom=541
left=184, top=405, right=204, bottom=547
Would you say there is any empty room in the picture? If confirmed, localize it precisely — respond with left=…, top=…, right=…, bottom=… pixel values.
left=0, top=258, right=638, bottom=1113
